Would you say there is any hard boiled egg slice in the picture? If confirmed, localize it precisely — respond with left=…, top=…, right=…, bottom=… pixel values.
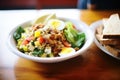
left=47, top=19, right=65, bottom=30
left=59, top=47, right=75, bottom=57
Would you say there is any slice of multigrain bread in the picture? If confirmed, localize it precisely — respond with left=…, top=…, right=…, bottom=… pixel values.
left=95, top=14, right=120, bottom=57
left=102, top=14, right=120, bottom=39
left=104, top=45, right=120, bottom=57
left=96, top=26, right=120, bottom=45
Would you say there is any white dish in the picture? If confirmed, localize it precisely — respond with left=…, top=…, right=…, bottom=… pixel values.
left=90, top=20, right=120, bottom=60
left=7, top=17, right=93, bottom=63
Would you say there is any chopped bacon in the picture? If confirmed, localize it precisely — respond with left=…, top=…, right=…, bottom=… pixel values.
left=62, top=41, right=71, bottom=47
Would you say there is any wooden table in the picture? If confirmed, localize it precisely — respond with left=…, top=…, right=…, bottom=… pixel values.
left=1, top=9, right=120, bottom=80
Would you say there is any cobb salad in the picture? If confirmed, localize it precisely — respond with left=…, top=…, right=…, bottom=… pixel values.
left=13, top=14, right=86, bottom=57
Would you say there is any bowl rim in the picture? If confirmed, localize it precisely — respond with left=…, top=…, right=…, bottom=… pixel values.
left=7, top=17, right=94, bottom=63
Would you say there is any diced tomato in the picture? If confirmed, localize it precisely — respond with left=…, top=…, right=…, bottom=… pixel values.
left=37, top=36, right=45, bottom=43
left=22, top=39, right=29, bottom=45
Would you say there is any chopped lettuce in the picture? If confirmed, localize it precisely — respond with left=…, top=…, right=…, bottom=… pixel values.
left=13, top=27, right=25, bottom=41
left=64, top=22, right=86, bottom=48
left=32, top=48, right=44, bottom=56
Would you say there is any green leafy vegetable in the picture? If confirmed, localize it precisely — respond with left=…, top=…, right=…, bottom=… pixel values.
left=32, top=48, right=44, bottom=56
left=13, top=27, right=25, bottom=41
left=64, top=22, right=86, bottom=48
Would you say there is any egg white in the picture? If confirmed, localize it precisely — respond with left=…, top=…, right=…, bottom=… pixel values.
left=47, top=19, right=65, bottom=30
left=59, top=47, right=75, bottom=57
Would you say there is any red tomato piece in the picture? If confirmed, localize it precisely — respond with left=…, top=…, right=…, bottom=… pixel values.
left=22, top=39, right=29, bottom=45
left=38, top=36, right=45, bottom=43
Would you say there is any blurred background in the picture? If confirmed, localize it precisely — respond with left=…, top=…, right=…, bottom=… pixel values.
left=0, top=0, right=120, bottom=10
left=0, top=0, right=77, bottom=10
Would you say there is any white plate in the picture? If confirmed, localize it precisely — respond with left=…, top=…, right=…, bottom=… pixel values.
left=7, top=17, right=94, bottom=63
left=90, top=20, right=120, bottom=60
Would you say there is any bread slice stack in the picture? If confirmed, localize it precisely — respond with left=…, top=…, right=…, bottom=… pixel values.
left=96, top=14, right=120, bottom=57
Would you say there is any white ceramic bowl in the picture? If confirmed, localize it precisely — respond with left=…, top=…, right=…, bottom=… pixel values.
left=90, top=20, right=120, bottom=60
left=7, top=17, right=93, bottom=63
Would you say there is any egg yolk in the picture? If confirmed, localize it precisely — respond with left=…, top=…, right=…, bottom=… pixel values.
left=51, top=20, right=61, bottom=29
left=62, top=48, right=72, bottom=54
left=59, top=47, right=75, bottom=57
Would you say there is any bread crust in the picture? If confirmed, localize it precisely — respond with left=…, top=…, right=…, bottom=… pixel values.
left=100, top=39, right=120, bottom=45
left=95, top=20, right=120, bottom=57
left=103, top=35, right=120, bottom=39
